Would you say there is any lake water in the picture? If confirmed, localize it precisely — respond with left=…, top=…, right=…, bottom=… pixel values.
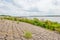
left=27, top=17, right=60, bottom=23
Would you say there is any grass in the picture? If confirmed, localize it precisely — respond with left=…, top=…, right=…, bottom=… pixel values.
left=55, top=27, right=60, bottom=33
left=23, top=31, right=32, bottom=39
left=16, top=21, right=20, bottom=24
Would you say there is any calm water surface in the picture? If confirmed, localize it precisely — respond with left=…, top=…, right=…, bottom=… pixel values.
left=27, top=17, right=60, bottom=23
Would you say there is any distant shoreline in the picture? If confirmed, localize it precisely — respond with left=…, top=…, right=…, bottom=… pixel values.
left=0, top=15, right=60, bottom=17
left=0, top=15, right=60, bottom=23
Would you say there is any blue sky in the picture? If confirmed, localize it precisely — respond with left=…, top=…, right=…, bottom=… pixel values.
left=0, top=0, right=60, bottom=16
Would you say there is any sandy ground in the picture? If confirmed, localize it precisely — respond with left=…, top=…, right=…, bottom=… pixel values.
left=0, top=19, right=60, bottom=40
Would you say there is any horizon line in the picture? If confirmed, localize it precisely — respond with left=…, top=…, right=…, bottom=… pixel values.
left=0, top=15, right=60, bottom=17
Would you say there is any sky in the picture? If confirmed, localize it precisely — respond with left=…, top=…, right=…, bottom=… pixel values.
left=0, top=0, right=60, bottom=16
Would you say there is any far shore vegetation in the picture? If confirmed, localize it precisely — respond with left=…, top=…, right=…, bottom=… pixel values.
left=0, top=15, right=60, bottom=33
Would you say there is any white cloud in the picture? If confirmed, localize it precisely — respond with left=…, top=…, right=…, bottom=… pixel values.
left=0, top=0, right=60, bottom=16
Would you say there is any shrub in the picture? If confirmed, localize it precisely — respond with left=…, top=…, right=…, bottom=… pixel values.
left=55, top=27, right=60, bottom=33
left=17, top=21, right=20, bottom=24
left=23, top=31, right=32, bottom=39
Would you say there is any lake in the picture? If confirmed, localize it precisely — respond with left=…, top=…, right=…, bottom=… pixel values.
left=27, top=17, right=60, bottom=23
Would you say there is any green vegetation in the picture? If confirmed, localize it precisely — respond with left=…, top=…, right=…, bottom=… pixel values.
left=0, top=15, right=60, bottom=33
left=16, top=21, right=20, bottom=24
left=23, top=31, right=32, bottom=39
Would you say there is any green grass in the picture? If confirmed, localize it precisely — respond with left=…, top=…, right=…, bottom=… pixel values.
left=16, top=21, right=20, bottom=24
left=23, top=31, right=32, bottom=39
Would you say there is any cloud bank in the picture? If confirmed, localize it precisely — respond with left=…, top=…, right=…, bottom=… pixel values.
left=0, top=0, right=60, bottom=16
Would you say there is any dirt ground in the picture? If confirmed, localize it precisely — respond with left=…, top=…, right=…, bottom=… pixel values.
left=0, top=19, right=60, bottom=40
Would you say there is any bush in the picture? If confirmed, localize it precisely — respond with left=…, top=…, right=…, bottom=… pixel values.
left=55, top=27, right=60, bottom=33
left=17, top=21, right=20, bottom=24
left=23, top=31, right=32, bottom=39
